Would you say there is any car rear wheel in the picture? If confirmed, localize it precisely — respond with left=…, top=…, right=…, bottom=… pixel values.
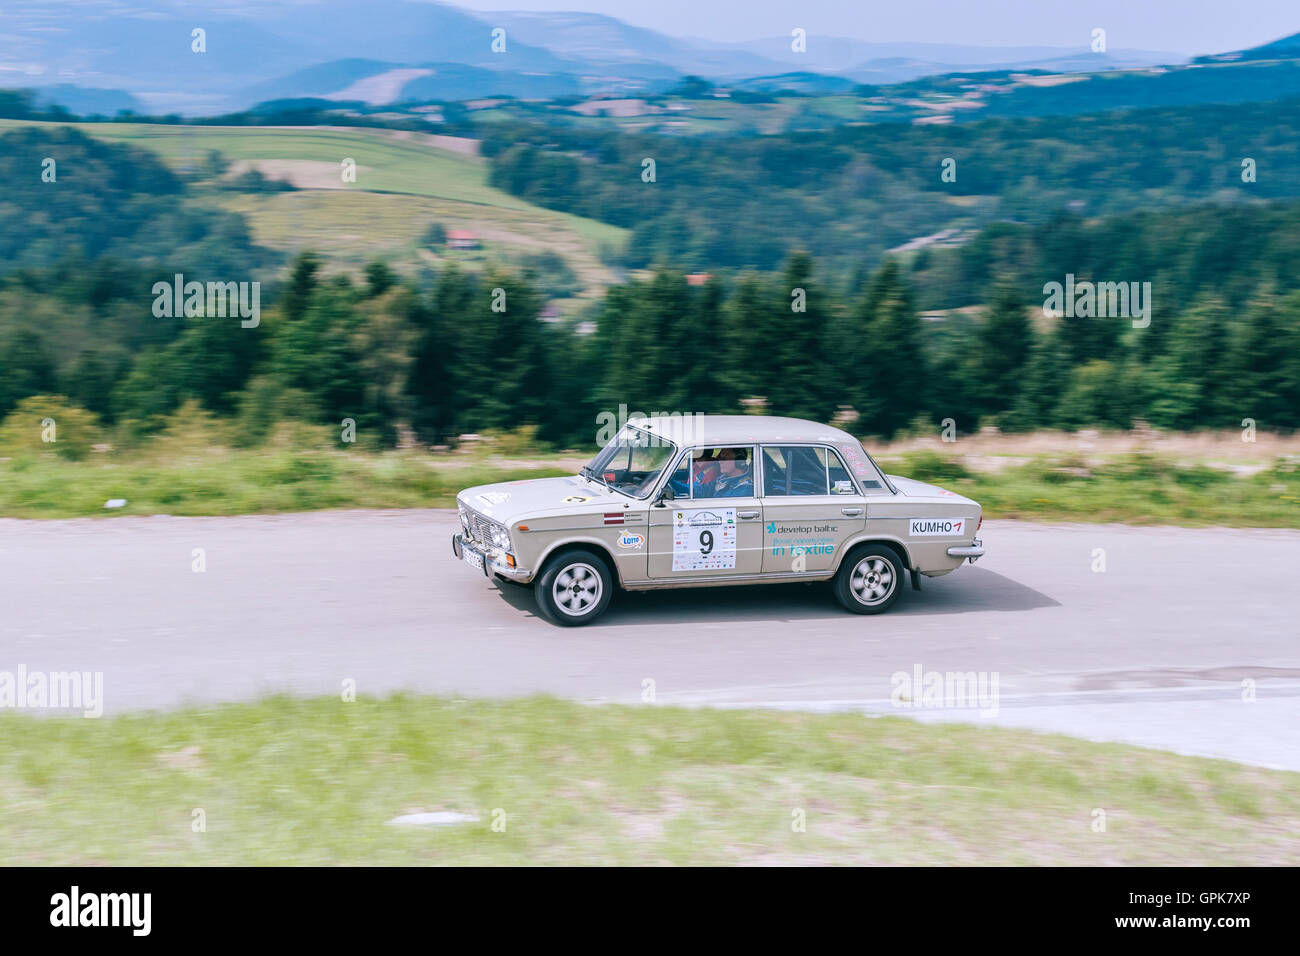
left=833, top=545, right=904, bottom=614
left=535, top=550, right=614, bottom=626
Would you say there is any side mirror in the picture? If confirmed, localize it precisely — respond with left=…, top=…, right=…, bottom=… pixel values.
left=656, top=485, right=676, bottom=505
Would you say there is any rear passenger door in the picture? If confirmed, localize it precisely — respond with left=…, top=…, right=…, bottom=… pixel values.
left=759, top=445, right=865, bottom=574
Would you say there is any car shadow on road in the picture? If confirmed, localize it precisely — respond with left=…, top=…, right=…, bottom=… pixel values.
left=493, top=566, right=1059, bottom=626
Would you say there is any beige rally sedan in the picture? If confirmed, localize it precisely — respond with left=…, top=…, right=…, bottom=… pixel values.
left=452, top=415, right=985, bottom=626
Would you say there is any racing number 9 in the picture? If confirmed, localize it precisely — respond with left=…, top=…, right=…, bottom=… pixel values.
left=699, top=530, right=714, bottom=556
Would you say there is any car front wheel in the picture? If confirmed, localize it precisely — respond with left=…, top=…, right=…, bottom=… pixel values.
left=833, top=545, right=904, bottom=614
left=535, top=550, right=614, bottom=626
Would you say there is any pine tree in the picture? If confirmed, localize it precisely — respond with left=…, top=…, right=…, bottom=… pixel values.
left=721, top=274, right=772, bottom=408
left=641, top=268, right=691, bottom=411
left=1006, top=325, right=1069, bottom=430
left=679, top=274, right=734, bottom=414
left=281, top=253, right=321, bottom=324
left=1149, top=297, right=1228, bottom=429
left=1219, top=295, right=1295, bottom=431
left=765, top=251, right=834, bottom=421
left=973, top=278, right=1033, bottom=417
left=849, top=259, right=927, bottom=436
left=0, top=329, right=55, bottom=417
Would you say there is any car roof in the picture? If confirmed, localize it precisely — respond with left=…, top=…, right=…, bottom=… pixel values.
left=628, top=415, right=859, bottom=447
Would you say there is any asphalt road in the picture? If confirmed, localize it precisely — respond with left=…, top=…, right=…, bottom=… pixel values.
left=4, top=511, right=1299, bottom=769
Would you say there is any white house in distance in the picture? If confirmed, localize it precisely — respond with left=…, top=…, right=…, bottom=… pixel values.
left=446, top=229, right=480, bottom=250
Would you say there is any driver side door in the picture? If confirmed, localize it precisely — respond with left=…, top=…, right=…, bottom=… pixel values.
left=647, top=445, right=764, bottom=579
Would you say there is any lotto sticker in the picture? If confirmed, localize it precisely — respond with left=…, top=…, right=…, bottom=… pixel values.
left=672, top=509, right=737, bottom=571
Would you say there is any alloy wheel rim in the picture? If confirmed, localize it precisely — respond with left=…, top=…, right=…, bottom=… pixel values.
left=553, top=562, right=602, bottom=616
left=850, top=556, right=895, bottom=605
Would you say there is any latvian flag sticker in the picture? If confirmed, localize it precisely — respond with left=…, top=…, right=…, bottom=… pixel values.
left=603, top=513, right=625, bottom=526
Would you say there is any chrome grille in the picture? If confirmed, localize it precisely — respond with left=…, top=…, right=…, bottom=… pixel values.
left=463, top=506, right=500, bottom=548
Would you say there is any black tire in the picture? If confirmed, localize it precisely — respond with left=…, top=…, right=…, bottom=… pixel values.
left=534, top=549, right=614, bottom=626
left=833, top=544, right=905, bottom=615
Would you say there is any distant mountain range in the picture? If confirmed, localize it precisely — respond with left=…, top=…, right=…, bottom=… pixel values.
left=1195, top=30, right=1300, bottom=62
left=0, top=0, right=1292, bottom=115
left=29, top=84, right=145, bottom=116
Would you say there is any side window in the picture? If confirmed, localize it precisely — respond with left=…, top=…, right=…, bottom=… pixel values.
left=762, top=445, right=831, bottom=496
left=824, top=448, right=856, bottom=494
left=666, top=453, right=695, bottom=499
left=836, top=441, right=886, bottom=491
left=761, top=447, right=788, bottom=496
left=668, top=447, right=754, bottom=499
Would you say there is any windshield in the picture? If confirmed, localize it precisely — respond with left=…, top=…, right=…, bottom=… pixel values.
left=585, top=425, right=677, bottom=498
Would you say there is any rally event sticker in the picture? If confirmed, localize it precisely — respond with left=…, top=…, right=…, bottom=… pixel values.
left=672, top=509, right=737, bottom=571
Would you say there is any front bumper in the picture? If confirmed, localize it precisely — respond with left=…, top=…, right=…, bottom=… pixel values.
left=452, top=533, right=532, bottom=582
left=946, top=537, right=985, bottom=563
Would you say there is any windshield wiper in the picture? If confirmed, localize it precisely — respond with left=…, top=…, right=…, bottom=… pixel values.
left=580, top=465, right=611, bottom=491
left=580, top=464, right=638, bottom=498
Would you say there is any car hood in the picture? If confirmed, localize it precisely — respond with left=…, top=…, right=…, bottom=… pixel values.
left=887, top=475, right=980, bottom=507
left=458, top=474, right=630, bottom=524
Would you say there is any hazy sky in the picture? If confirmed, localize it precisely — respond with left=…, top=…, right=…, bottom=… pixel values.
left=448, top=0, right=1297, bottom=55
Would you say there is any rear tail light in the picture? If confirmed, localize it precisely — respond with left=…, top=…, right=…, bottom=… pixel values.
left=977, top=516, right=983, bottom=531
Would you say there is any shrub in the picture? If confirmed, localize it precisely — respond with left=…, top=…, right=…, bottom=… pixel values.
left=1268, top=455, right=1300, bottom=482
left=1170, top=464, right=1230, bottom=489
left=0, top=395, right=101, bottom=460
left=1095, top=452, right=1177, bottom=482
left=231, top=375, right=322, bottom=448
left=422, top=222, right=447, bottom=247
left=479, top=424, right=549, bottom=457
left=899, top=450, right=972, bottom=484
left=1018, top=454, right=1093, bottom=484
left=146, top=400, right=231, bottom=459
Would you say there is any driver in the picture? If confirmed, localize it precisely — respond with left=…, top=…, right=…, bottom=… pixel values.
left=690, top=450, right=721, bottom=494
left=712, top=447, right=753, bottom=497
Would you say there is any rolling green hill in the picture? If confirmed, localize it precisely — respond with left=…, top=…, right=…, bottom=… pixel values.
left=0, top=119, right=627, bottom=297
left=0, top=124, right=275, bottom=277
left=483, top=96, right=1300, bottom=274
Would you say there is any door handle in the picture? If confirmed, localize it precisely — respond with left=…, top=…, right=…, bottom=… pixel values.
left=737, top=510, right=759, bottom=519
left=841, top=507, right=864, bottom=516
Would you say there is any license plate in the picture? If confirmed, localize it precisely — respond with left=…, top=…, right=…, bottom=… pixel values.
left=463, top=547, right=485, bottom=573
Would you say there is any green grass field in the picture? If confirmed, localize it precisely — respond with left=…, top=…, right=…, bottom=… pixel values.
left=3, top=694, right=1297, bottom=865
left=37, top=123, right=510, bottom=204
left=3, top=442, right=1298, bottom=525
left=220, top=189, right=619, bottom=294
left=0, top=446, right=568, bottom=518
left=878, top=450, right=1300, bottom=527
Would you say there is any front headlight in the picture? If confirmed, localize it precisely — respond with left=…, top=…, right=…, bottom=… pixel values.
left=490, top=523, right=512, bottom=552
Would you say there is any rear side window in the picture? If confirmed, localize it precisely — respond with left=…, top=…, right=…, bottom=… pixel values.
left=762, top=446, right=855, bottom=496
left=836, top=441, right=886, bottom=490
left=825, top=449, right=856, bottom=494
